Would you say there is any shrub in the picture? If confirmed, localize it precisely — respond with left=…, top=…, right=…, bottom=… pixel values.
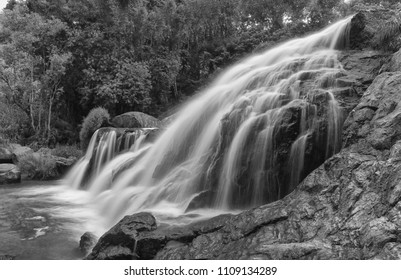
left=18, top=153, right=58, bottom=180
left=79, top=107, right=110, bottom=150
left=51, top=144, right=83, bottom=159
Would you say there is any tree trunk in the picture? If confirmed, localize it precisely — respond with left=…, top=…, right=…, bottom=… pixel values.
left=30, top=62, right=36, bottom=131
left=47, top=95, right=53, bottom=142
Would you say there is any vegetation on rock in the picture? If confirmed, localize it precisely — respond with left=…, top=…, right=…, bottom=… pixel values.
left=79, top=107, right=110, bottom=149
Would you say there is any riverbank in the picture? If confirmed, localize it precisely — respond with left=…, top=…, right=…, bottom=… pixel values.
left=0, top=143, right=81, bottom=184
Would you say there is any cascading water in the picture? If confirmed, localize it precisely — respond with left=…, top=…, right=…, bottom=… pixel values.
left=65, top=128, right=153, bottom=189
left=68, top=17, right=352, bottom=227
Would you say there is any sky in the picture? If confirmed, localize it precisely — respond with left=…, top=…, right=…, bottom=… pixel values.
left=0, top=0, right=7, bottom=11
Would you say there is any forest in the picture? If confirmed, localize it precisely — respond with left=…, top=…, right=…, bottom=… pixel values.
left=0, top=0, right=377, bottom=146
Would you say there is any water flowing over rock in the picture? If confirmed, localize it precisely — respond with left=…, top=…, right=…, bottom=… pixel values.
left=85, top=8, right=401, bottom=260
left=67, top=16, right=358, bottom=228
left=65, top=127, right=156, bottom=189
left=88, top=70, right=401, bottom=259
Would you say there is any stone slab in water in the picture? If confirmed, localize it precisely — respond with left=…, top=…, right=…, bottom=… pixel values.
left=0, top=164, right=21, bottom=185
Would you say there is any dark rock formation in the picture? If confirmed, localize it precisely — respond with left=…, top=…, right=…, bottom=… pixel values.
left=111, top=112, right=161, bottom=128
left=79, top=232, right=98, bottom=255
left=87, top=213, right=158, bottom=260
left=0, top=164, right=21, bottom=184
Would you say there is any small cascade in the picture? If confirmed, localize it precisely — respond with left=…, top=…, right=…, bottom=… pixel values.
left=65, top=130, right=99, bottom=189
left=67, top=16, right=353, bottom=227
left=93, top=130, right=117, bottom=174
left=65, top=128, right=154, bottom=189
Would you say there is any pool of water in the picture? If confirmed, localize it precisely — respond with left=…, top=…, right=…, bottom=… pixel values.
left=0, top=180, right=237, bottom=260
left=0, top=181, right=104, bottom=260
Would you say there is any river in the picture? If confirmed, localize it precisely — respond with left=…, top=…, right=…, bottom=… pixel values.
left=0, top=181, right=103, bottom=260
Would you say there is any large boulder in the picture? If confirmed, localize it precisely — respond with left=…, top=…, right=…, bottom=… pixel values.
left=0, top=164, right=21, bottom=184
left=111, top=112, right=161, bottom=129
left=79, top=232, right=98, bottom=255
left=87, top=212, right=159, bottom=260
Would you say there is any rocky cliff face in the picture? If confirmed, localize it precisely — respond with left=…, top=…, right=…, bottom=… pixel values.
left=87, top=9, right=401, bottom=260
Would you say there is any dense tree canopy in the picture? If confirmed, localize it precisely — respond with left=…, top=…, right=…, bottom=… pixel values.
left=0, top=0, right=395, bottom=145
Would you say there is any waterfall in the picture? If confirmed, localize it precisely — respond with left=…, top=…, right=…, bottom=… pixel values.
left=65, top=128, right=152, bottom=190
left=68, top=16, right=352, bottom=226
